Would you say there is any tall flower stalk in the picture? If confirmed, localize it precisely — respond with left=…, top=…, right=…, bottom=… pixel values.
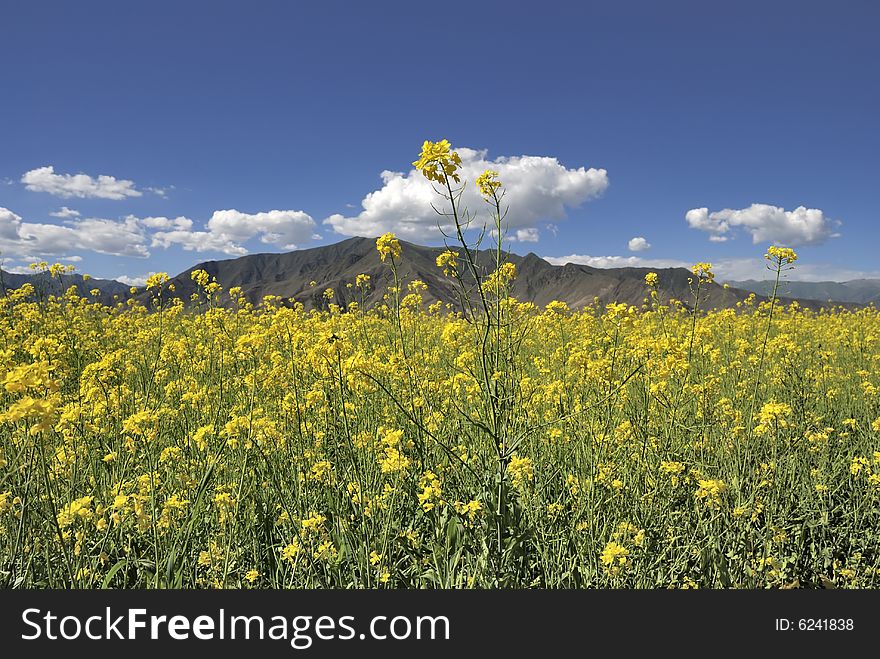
left=409, top=140, right=522, bottom=582
left=747, top=246, right=798, bottom=435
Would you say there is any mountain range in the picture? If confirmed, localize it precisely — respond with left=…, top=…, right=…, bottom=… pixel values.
left=1, top=237, right=864, bottom=311
left=725, top=279, right=880, bottom=305
left=128, top=236, right=780, bottom=311
left=0, top=269, right=131, bottom=306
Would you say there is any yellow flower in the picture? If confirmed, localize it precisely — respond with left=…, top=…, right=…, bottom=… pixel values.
left=754, top=401, right=792, bottom=435
left=454, top=500, right=482, bottom=521
left=476, top=169, right=501, bottom=198
left=412, top=139, right=462, bottom=184
left=300, top=512, right=327, bottom=535
left=191, top=269, right=211, bottom=287
left=0, top=491, right=13, bottom=515
left=645, top=272, right=659, bottom=287
left=507, top=454, right=534, bottom=487
left=379, top=447, right=409, bottom=473
left=57, top=496, right=94, bottom=529
left=850, top=457, right=871, bottom=476
left=765, top=245, right=798, bottom=266
left=313, top=540, right=337, bottom=561
left=695, top=479, right=727, bottom=508
left=600, top=541, right=630, bottom=575
left=376, top=232, right=402, bottom=262
left=145, top=272, right=170, bottom=290
left=485, top=263, right=517, bottom=293
left=690, top=262, right=714, bottom=282
left=245, top=570, right=261, bottom=583
left=417, top=470, right=443, bottom=512
left=436, top=250, right=459, bottom=277
left=660, top=460, right=685, bottom=475
left=280, top=541, right=300, bottom=562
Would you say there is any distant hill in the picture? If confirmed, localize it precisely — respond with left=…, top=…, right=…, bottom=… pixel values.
left=133, top=237, right=832, bottom=312
left=3, top=238, right=861, bottom=312
left=726, top=279, right=880, bottom=305
left=0, top=269, right=131, bottom=306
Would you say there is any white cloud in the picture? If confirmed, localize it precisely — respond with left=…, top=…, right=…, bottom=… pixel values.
left=21, top=165, right=142, bottom=200
left=150, top=229, right=248, bottom=256
left=207, top=209, right=319, bottom=250
left=1, top=206, right=321, bottom=260
left=145, top=186, right=172, bottom=198
left=116, top=273, right=155, bottom=287
left=544, top=254, right=691, bottom=269
left=138, top=215, right=193, bottom=231
left=686, top=204, right=838, bottom=246
left=0, top=207, right=23, bottom=240
left=512, top=228, right=540, bottom=243
left=16, top=217, right=149, bottom=258
left=325, top=146, right=608, bottom=240
left=628, top=236, right=650, bottom=252
left=149, top=209, right=319, bottom=256
left=50, top=206, right=81, bottom=219
left=0, top=207, right=150, bottom=258
left=2, top=265, right=33, bottom=275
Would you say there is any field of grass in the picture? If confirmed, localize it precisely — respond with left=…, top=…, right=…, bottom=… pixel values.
left=1, top=143, right=879, bottom=589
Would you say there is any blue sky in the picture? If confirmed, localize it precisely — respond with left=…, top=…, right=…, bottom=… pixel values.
left=1, top=0, right=878, bottom=284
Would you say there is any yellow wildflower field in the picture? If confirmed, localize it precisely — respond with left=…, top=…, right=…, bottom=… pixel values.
left=0, top=141, right=878, bottom=589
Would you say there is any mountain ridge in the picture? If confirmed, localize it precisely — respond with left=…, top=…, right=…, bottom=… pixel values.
left=726, top=278, right=880, bottom=305
left=2, top=237, right=865, bottom=311
left=138, top=237, right=848, bottom=311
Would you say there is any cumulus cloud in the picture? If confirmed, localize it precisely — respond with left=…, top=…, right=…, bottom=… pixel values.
left=145, top=214, right=255, bottom=256
left=145, top=186, right=172, bottom=198
left=512, top=228, right=540, bottom=243
left=150, top=229, right=248, bottom=256
left=686, top=204, right=838, bottom=246
left=1, top=207, right=150, bottom=258
left=208, top=209, right=319, bottom=249
left=544, top=254, right=690, bottom=270
left=22, top=166, right=143, bottom=200
left=50, top=206, right=81, bottom=219
left=325, top=147, right=608, bottom=240
left=0, top=207, right=23, bottom=240
left=138, top=215, right=194, bottom=231
left=1, top=265, right=34, bottom=275
left=15, top=216, right=149, bottom=258
left=628, top=236, right=651, bottom=252
left=149, top=209, right=319, bottom=256
left=115, top=273, right=155, bottom=287
left=0, top=206, right=321, bottom=260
